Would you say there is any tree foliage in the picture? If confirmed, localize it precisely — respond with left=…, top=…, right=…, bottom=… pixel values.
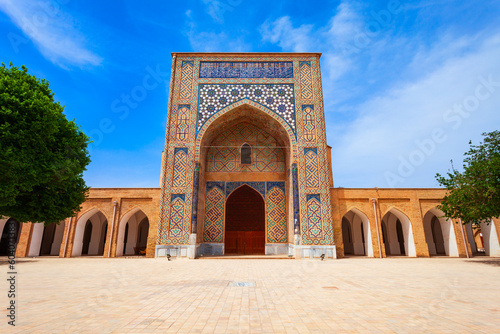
left=436, top=130, right=500, bottom=224
left=0, top=63, right=91, bottom=224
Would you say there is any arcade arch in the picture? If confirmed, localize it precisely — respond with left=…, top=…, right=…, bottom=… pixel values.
left=72, top=209, right=108, bottom=256
left=341, top=209, right=373, bottom=257
left=116, top=208, right=150, bottom=256
left=422, top=208, right=459, bottom=257
left=381, top=209, right=416, bottom=257
left=465, top=221, right=500, bottom=257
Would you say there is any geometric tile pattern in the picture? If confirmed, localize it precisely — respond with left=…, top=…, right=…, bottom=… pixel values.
left=302, top=105, right=317, bottom=142
left=305, top=148, right=319, bottom=189
left=159, top=54, right=335, bottom=248
left=202, top=181, right=289, bottom=244
left=226, top=182, right=265, bottom=199
left=195, top=97, right=298, bottom=161
left=206, top=146, right=286, bottom=173
left=175, top=105, right=190, bottom=141
left=197, top=84, right=296, bottom=133
left=299, top=61, right=313, bottom=101
left=172, top=148, right=188, bottom=188
left=306, top=194, right=323, bottom=239
left=206, top=123, right=285, bottom=173
left=266, top=182, right=287, bottom=243
left=179, top=61, right=194, bottom=101
left=168, top=194, right=185, bottom=238
left=203, top=182, right=225, bottom=243
left=199, top=61, right=294, bottom=78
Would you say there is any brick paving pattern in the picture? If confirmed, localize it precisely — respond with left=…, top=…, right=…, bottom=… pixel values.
left=2, top=257, right=500, bottom=333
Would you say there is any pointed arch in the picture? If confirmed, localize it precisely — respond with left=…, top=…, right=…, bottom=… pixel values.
left=226, top=183, right=266, bottom=202
left=423, top=208, right=459, bottom=257
left=72, top=208, right=108, bottom=257
left=466, top=221, right=500, bottom=257
left=116, top=207, right=150, bottom=256
left=381, top=208, right=416, bottom=257
left=195, top=100, right=296, bottom=161
left=341, top=208, right=374, bottom=257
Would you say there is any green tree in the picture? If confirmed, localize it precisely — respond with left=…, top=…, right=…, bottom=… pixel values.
left=436, top=130, right=500, bottom=224
left=0, top=63, right=91, bottom=225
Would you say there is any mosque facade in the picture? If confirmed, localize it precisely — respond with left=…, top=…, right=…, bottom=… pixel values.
left=2, top=53, right=499, bottom=259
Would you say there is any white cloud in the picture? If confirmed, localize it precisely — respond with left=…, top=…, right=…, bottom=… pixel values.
left=0, top=0, right=102, bottom=67
left=259, top=1, right=500, bottom=188
left=326, top=1, right=363, bottom=45
left=259, top=2, right=363, bottom=88
left=331, top=32, right=500, bottom=188
left=260, top=16, right=315, bottom=52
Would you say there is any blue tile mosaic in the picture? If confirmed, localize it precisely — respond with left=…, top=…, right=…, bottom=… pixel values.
left=199, top=62, right=293, bottom=78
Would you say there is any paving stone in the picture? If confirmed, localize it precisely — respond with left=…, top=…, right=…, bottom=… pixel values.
left=1, top=257, right=499, bottom=333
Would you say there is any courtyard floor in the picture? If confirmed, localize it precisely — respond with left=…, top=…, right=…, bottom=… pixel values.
left=2, top=256, right=500, bottom=333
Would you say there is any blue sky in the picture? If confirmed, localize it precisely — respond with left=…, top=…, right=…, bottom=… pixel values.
left=1, top=0, right=499, bottom=188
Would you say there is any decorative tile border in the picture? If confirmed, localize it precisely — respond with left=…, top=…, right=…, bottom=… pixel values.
left=199, top=61, right=293, bottom=78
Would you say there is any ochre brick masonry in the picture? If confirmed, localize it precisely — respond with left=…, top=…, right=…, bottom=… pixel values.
left=3, top=188, right=160, bottom=259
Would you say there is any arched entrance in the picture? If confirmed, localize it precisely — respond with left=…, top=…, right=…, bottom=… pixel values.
left=341, top=209, right=374, bottom=257
left=225, top=185, right=265, bottom=255
left=423, top=209, right=459, bottom=257
left=466, top=222, right=500, bottom=257
left=381, top=209, right=416, bottom=257
left=116, top=209, right=150, bottom=256
left=72, top=209, right=108, bottom=257
left=198, top=104, right=291, bottom=256
left=0, top=218, right=21, bottom=256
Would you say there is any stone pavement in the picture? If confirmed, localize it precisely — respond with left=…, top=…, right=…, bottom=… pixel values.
left=2, top=256, right=500, bottom=333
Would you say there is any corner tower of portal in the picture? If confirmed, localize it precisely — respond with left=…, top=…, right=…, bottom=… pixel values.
left=156, top=53, right=335, bottom=259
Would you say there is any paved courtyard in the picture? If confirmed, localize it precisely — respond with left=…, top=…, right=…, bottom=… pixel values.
left=2, top=256, right=500, bottom=333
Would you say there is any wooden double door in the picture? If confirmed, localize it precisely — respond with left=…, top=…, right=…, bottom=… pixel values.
left=224, top=185, right=265, bottom=255
left=225, top=231, right=265, bottom=254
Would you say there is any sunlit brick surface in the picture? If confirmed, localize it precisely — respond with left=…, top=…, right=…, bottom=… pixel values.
left=4, top=257, right=500, bottom=333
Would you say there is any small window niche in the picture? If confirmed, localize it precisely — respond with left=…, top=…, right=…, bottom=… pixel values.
left=241, top=143, right=251, bottom=164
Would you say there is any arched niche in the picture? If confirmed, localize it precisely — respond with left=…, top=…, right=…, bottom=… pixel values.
left=196, top=104, right=294, bottom=254
left=72, top=209, right=108, bottom=257
left=341, top=208, right=374, bottom=257
left=423, top=208, right=459, bottom=257
left=198, top=104, right=292, bottom=171
left=381, top=208, right=416, bottom=257
left=116, top=208, right=149, bottom=256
